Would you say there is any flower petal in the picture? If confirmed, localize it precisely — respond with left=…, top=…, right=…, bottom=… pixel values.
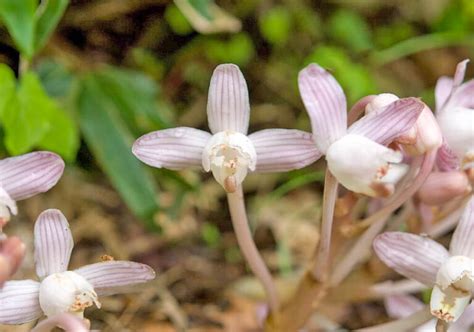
left=207, top=64, right=250, bottom=134
left=436, top=139, right=460, bottom=171
left=0, top=280, right=42, bottom=324
left=453, top=59, right=469, bottom=89
left=435, top=77, right=453, bottom=113
left=298, top=63, right=347, bottom=153
left=34, top=209, right=73, bottom=279
left=132, top=127, right=211, bottom=170
left=348, top=98, right=424, bottom=146
left=450, top=197, right=474, bottom=257
left=373, top=232, right=449, bottom=286
left=74, top=261, right=155, bottom=296
left=0, top=151, right=64, bottom=201
left=248, top=129, right=322, bottom=172
left=384, top=294, right=425, bottom=319
left=452, top=80, right=474, bottom=109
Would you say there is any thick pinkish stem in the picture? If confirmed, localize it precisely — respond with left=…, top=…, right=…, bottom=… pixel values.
left=31, top=313, right=89, bottom=332
left=311, top=170, right=339, bottom=281
left=227, top=186, right=279, bottom=314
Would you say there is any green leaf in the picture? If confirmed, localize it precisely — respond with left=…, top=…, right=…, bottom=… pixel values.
left=0, top=0, right=36, bottom=57
left=259, top=7, right=292, bottom=46
left=327, top=9, right=373, bottom=52
left=2, top=72, right=50, bottom=154
left=0, top=64, right=16, bottom=118
left=34, top=0, right=69, bottom=52
left=93, top=66, right=172, bottom=133
left=165, top=3, right=194, bottom=35
left=38, top=102, right=79, bottom=162
left=35, top=59, right=75, bottom=99
left=205, top=33, right=255, bottom=66
left=188, top=0, right=212, bottom=20
left=76, top=75, right=160, bottom=229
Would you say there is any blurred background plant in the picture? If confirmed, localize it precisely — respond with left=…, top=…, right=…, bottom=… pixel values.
left=0, top=0, right=473, bottom=330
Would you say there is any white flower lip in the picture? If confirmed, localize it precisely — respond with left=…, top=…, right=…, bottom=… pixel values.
left=39, top=271, right=100, bottom=317
left=326, top=134, right=407, bottom=197
left=202, top=131, right=257, bottom=192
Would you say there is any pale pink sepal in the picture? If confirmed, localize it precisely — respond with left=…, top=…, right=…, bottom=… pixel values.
left=436, top=140, right=459, bottom=171
left=207, top=64, right=250, bottom=134
left=452, top=59, right=469, bottom=89
left=74, top=261, right=156, bottom=296
left=31, top=313, right=89, bottom=332
left=0, top=152, right=64, bottom=201
left=450, top=197, right=474, bottom=257
left=384, top=294, right=425, bottom=319
left=34, top=209, right=73, bottom=279
left=373, top=232, right=449, bottom=286
left=0, top=280, right=42, bottom=324
left=435, top=77, right=453, bottom=113
left=132, top=127, right=211, bottom=170
left=417, top=171, right=470, bottom=206
left=298, top=63, right=347, bottom=153
left=248, top=129, right=322, bottom=172
left=348, top=98, right=424, bottom=146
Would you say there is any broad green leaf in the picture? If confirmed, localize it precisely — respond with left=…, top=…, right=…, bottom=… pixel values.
left=36, top=59, right=75, bottom=98
left=2, top=72, right=50, bottom=154
left=0, top=0, right=36, bottom=57
left=93, top=66, right=171, bottom=133
left=188, top=0, right=212, bottom=20
left=77, top=75, right=160, bottom=230
left=205, top=33, right=255, bottom=66
left=0, top=64, right=16, bottom=118
left=34, top=0, right=69, bottom=52
left=327, top=9, right=373, bottom=52
left=259, top=7, right=292, bottom=46
left=38, top=102, right=79, bottom=162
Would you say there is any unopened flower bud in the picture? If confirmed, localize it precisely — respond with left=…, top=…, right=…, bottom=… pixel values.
left=202, top=131, right=257, bottom=192
left=39, top=271, right=100, bottom=318
left=418, top=171, right=471, bottom=205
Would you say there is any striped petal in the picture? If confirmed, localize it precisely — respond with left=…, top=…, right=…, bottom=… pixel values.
left=248, top=129, right=322, bottom=172
left=132, top=127, right=211, bottom=170
left=34, top=209, right=73, bottom=279
left=0, top=236, right=26, bottom=286
left=417, top=171, right=470, bottom=206
left=207, top=64, right=250, bottom=134
left=436, top=139, right=459, bottom=171
left=0, top=280, right=42, bottom=324
left=298, top=63, right=347, bottom=153
left=435, top=76, right=453, bottom=113
left=373, top=232, right=449, bottom=286
left=0, top=151, right=64, bottom=201
left=348, top=98, right=424, bottom=146
left=75, top=261, right=155, bottom=296
left=450, top=197, right=474, bottom=257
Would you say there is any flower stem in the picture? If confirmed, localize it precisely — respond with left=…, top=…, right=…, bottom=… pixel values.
left=358, top=308, right=432, bottom=331
left=435, top=319, right=448, bottom=332
left=227, top=186, right=279, bottom=314
left=30, top=313, right=89, bottom=332
left=311, top=169, right=338, bottom=281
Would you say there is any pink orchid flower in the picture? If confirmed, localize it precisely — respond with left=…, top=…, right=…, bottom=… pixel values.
left=0, top=209, right=155, bottom=324
left=374, top=196, right=474, bottom=323
left=0, top=151, right=65, bottom=228
left=298, top=64, right=425, bottom=197
left=133, top=64, right=321, bottom=192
